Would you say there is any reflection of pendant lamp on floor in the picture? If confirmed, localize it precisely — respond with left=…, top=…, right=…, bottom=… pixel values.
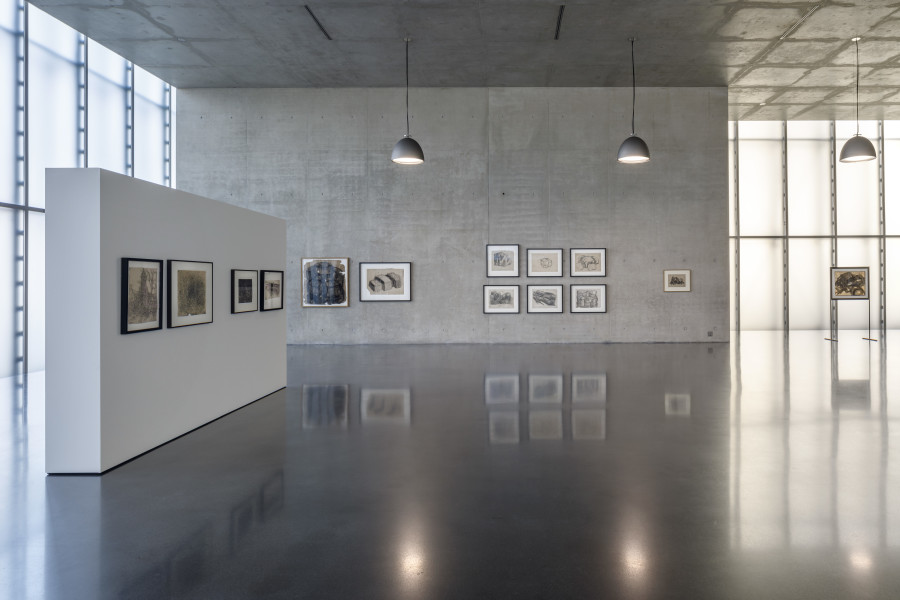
left=840, top=37, right=876, bottom=163
left=617, top=37, right=650, bottom=164
left=392, top=38, right=424, bottom=165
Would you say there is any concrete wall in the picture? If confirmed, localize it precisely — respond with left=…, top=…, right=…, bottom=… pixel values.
left=46, top=169, right=287, bottom=473
left=177, top=87, right=728, bottom=343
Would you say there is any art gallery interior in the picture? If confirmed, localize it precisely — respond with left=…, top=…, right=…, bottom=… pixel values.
left=3, top=0, right=900, bottom=597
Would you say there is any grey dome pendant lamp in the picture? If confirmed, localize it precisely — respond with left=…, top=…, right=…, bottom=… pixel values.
left=392, top=38, right=425, bottom=165
left=617, top=37, right=650, bottom=164
left=839, top=37, right=876, bottom=163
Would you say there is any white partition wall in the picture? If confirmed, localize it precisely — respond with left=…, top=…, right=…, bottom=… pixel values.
left=45, top=169, right=286, bottom=473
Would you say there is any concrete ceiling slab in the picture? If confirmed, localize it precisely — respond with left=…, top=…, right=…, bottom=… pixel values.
left=28, top=0, right=900, bottom=120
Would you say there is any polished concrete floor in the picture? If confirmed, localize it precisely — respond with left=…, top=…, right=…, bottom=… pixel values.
left=3, top=332, right=900, bottom=599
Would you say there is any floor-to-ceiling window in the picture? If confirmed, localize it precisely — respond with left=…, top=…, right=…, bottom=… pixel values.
left=0, top=0, right=173, bottom=381
left=730, top=120, right=899, bottom=332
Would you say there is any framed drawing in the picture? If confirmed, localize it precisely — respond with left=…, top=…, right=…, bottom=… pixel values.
left=526, top=284, right=563, bottom=313
left=121, top=257, right=163, bottom=334
left=527, top=248, right=563, bottom=277
left=665, top=393, right=691, bottom=416
left=485, top=374, right=520, bottom=405
left=360, top=388, right=411, bottom=424
left=664, top=269, right=691, bottom=292
left=260, top=270, right=284, bottom=311
left=167, top=260, right=213, bottom=328
left=570, top=248, right=606, bottom=276
left=302, top=257, right=349, bottom=308
left=359, top=262, right=411, bottom=302
left=231, top=269, right=258, bottom=314
left=572, top=374, right=607, bottom=404
left=831, top=267, right=869, bottom=300
left=486, top=244, right=519, bottom=277
left=529, top=374, right=563, bottom=404
left=484, top=285, right=519, bottom=314
left=570, top=284, right=607, bottom=313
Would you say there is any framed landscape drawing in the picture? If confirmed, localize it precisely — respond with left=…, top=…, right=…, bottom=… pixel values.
left=664, top=269, right=691, bottom=292
left=359, top=262, right=411, bottom=302
left=486, top=244, right=519, bottom=277
left=527, top=248, right=563, bottom=277
left=167, top=260, right=213, bottom=328
left=121, top=258, right=163, bottom=334
left=527, top=284, right=563, bottom=313
left=831, top=267, right=869, bottom=300
left=570, top=284, right=607, bottom=313
left=302, top=257, right=349, bottom=308
left=570, top=248, right=606, bottom=276
left=260, top=270, right=284, bottom=311
left=231, top=269, right=258, bottom=314
left=484, top=285, right=519, bottom=314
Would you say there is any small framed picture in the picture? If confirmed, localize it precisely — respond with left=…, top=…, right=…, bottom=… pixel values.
left=664, top=269, right=691, bottom=292
left=360, top=388, right=411, bottom=424
left=527, top=284, right=563, bottom=313
left=260, top=270, right=284, bottom=311
left=487, top=244, right=519, bottom=277
left=665, top=393, right=691, bottom=416
left=359, top=262, right=411, bottom=302
left=529, top=374, right=564, bottom=404
left=484, top=285, right=519, bottom=314
left=485, top=374, right=520, bottom=405
left=572, top=374, right=607, bottom=404
left=231, top=269, right=258, bottom=314
left=831, top=267, right=869, bottom=300
left=570, top=248, right=606, bottom=276
left=302, top=257, right=349, bottom=308
left=570, top=284, right=607, bottom=313
left=121, top=257, right=163, bottom=334
left=167, top=260, right=213, bottom=328
left=527, top=248, right=563, bottom=277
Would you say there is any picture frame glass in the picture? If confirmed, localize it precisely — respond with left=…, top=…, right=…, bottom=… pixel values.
left=527, top=285, right=563, bottom=313
left=487, top=245, right=519, bottom=277
left=302, top=258, right=349, bottom=307
left=359, top=262, right=411, bottom=301
left=527, top=249, right=563, bottom=277
left=168, top=260, right=213, bottom=328
left=570, top=248, right=606, bottom=277
left=261, top=270, right=284, bottom=311
left=231, top=269, right=258, bottom=313
left=122, top=258, right=163, bottom=334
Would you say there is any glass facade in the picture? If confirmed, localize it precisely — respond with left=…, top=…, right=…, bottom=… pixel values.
left=0, top=0, right=173, bottom=378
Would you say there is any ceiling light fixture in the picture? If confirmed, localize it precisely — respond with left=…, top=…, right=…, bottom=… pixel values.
left=839, top=37, right=876, bottom=163
left=617, top=37, right=650, bottom=164
left=392, top=38, right=424, bottom=165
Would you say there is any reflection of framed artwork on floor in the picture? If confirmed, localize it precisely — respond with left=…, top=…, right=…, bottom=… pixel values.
left=486, top=244, right=519, bottom=277
left=572, top=409, right=606, bottom=440
left=260, top=270, right=284, bottom=311
left=570, top=248, right=606, bottom=276
left=360, top=389, right=411, bottom=424
left=302, top=385, right=349, bottom=428
left=570, top=284, right=606, bottom=313
left=663, top=269, right=691, bottom=292
left=231, top=269, right=258, bottom=314
left=359, top=262, right=411, bottom=302
left=484, top=285, right=519, bottom=314
left=489, top=412, right=520, bottom=444
left=485, top=374, right=520, bottom=405
left=121, top=257, right=163, bottom=334
left=167, top=260, right=213, bottom=328
left=302, top=257, right=349, bottom=307
left=529, top=411, right=563, bottom=440
left=831, top=267, right=868, bottom=300
left=527, top=248, right=563, bottom=277
left=527, top=285, right=563, bottom=313
left=529, top=374, right=563, bottom=403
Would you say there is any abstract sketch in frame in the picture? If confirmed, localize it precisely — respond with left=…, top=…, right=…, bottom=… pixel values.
left=486, top=244, right=519, bottom=277
left=260, top=270, right=284, bottom=311
left=570, top=248, right=606, bottom=277
left=831, top=267, right=869, bottom=300
left=301, top=257, right=349, bottom=308
left=167, top=259, right=213, bottom=328
left=484, top=285, right=519, bottom=314
left=663, top=269, right=691, bottom=292
left=359, top=262, right=411, bottom=302
left=527, top=248, right=563, bottom=277
left=526, top=284, right=563, bottom=313
left=570, top=284, right=607, bottom=313
left=231, top=269, right=258, bottom=314
left=121, top=257, right=163, bottom=334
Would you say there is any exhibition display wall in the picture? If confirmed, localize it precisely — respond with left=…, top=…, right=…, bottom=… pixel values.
left=45, top=169, right=287, bottom=473
left=177, top=87, right=729, bottom=344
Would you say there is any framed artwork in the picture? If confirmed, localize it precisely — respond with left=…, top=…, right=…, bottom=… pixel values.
left=527, top=248, right=563, bottom=277
left=526, top=284, right=563, bottom=313
left=484, top=285, right=519, bottom=314
left=231, top=269, right=258, bottom=314
left=570, top=284, right=607, bottom=313
left=570, top=248, right=606, bottom=276
left=302, top=385, right=349, bottom=429
left=359, top=262, right=411, bottom=302
left=486, top=244, right=519, bottom=277
left=831, top=267, right=869, bottom=300
left=529, top=374, right=563, bottom=404
left=302, top=257, right=349, bottom=308
left=572, top=409, right=606, bottom=440
left=572, top=374, right=607, bottom=404
left=489, top=412, right=520, bottom=444
left=664, top=269, right=691, bottom=292
left=121, top=258, right=163, bottom=334
left=260, top=270, right=284, bottom=311
left=665, top=393, right=692, bottom=416
left=529, top=411, right=563, bottom=440
left=484, top=374, right=520, bottom=405
left=360, top=389, right=411, bottom=424
left=167, top=260, right=213, bottom=328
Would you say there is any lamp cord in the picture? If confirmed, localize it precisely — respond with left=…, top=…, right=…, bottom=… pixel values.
left=630, top=38, right=636, bottom=136
left=405, top=39, right=410, bottom=137
left=855, top=38, right=860, bottom=135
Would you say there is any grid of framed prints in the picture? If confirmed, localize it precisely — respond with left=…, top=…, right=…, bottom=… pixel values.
left=359, top=262, right=411, bottom=302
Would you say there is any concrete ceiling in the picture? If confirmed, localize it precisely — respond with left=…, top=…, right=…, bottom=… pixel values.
left=30, top=0, right=900, bottom=120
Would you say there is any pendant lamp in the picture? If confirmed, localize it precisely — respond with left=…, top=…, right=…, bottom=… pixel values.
left=839, top=37, right=876, bottom=163
left=392, top=38, right=424, bottom=165
left=618, top=37, right=650, bottom=164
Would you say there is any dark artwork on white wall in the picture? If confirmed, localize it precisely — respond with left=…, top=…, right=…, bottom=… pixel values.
left=302, top=258, right=349, bottom=307
left=121, top=258, right=163, bottom=334
left=260, top=270, right=284, bottom=311
left=231, top=269, right=259, bottom=314
left=168, top=259, right=214, bottom=328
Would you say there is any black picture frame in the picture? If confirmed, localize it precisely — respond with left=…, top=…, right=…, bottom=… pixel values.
left=486, top=244, right=520, bottom=277
left=231, top=269, right=259, bottom=314
left=167, top=259, right=214, bottom=328
left=526, top=248, right=563, bottom=277
left=260, top=270, right=284, bottom=311
left=483, top=285, right=520, bottom=314
left=121, top=257, right=163, bottom=334
left=570, top=284, right=607, bottom=313
left=526, top=284, right=564, bottom=313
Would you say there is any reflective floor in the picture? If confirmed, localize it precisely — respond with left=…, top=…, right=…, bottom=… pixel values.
left=3, top=332, right=900, bottom=599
